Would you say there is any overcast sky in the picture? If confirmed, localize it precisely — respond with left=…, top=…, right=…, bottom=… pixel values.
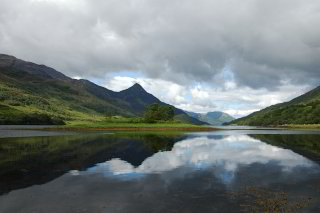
left=1, top=0, right=319, bottom=117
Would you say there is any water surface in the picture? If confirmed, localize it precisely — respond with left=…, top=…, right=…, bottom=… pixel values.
left=0, top=125, right=76, bottom=138
left=0, top=130, right=319, bottom=212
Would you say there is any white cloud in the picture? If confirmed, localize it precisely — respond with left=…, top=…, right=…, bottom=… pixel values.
left=224, top=109, right=260, bottom=118
left=191, top=86, right=210, bottom=100
left=0, top=0, right=318, bottom=117
left=1, top=0, right=320, bottom=89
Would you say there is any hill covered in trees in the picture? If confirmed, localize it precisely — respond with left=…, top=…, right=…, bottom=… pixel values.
left=228, top=86, right=320, bottom=126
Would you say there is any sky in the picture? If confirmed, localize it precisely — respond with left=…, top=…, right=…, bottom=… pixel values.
left=0, top=0, right=319, bottom=118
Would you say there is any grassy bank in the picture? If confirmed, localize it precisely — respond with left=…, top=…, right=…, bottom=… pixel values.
left=47, top=120, right=218, bottom=132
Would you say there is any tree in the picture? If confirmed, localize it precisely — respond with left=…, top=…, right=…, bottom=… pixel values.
left=160, top=106, right=174, bottom=121
left=144, top=104, right=175, bottom=123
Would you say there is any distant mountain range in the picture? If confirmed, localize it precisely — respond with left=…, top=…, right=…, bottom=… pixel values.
left=228, top=86, right=320, bottom=126
left=185, top=111, right=234, bottom=125
left=0, top=54, right=206, bottom=125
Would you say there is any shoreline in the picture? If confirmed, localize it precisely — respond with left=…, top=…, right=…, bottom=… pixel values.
left=276, top=124, right=320, bottom=130
left=43, top=127, right=220, bottom=132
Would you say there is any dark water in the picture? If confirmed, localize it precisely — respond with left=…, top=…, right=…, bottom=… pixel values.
left=0, top=125, right=76, bottom=138
left=0, top=130, right=319, bottom=212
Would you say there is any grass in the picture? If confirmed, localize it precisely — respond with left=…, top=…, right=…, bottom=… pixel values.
left=62, top=120, right=215, bottom=130
left=0, top=79, right=125, bottom=123
left=44, top=116, right=217, bottom=131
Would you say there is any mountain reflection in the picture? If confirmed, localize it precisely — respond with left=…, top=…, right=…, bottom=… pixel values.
left=251, top=134, right=320, bottom=163
left=77, top=135, right=316, bottom=184
left=0, top=133, right=186, bottom=195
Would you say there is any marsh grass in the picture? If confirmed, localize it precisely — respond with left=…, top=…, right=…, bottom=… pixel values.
left=227, top=187, right=314, bottom=213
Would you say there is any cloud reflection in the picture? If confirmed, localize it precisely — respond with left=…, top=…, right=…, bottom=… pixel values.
left=77, top=135, right=314, bottom=182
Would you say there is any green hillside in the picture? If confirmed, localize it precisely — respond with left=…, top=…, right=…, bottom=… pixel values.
left=228, top=86, right=320, bottom=126
left=185, top=111, right=234, bottom=125
left=0, top=61, right=132, bottom=124
left=0, top=54, right=205, bottom=125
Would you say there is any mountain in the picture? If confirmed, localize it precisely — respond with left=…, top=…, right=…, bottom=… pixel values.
left=185, top=111, right=234, bottom=125
left=228, top=86, right=320, bottom=126
left=117, top=83, right=186, bottom=115
left=0, top=54, right=206, bottom=125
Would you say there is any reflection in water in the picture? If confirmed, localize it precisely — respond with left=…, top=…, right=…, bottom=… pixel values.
left=78, top=135, right=316, bottom=184
left=0, top=133, right=185, bottom=195
left=251, top=134, right=320, bottom=162
left=0, top=132, right=320, bottom=213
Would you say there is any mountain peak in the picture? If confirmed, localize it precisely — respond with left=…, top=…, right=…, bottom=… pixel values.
left=126, top=83, right=146, bottom=92
left=131, top=82, right=144, bottom=88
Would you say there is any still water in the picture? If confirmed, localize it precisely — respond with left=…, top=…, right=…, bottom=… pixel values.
left=0, top=129, right=319, bottom=212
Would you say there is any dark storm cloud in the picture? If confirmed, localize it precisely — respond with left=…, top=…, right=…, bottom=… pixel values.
left=0, top=0, right=319, bottom=89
